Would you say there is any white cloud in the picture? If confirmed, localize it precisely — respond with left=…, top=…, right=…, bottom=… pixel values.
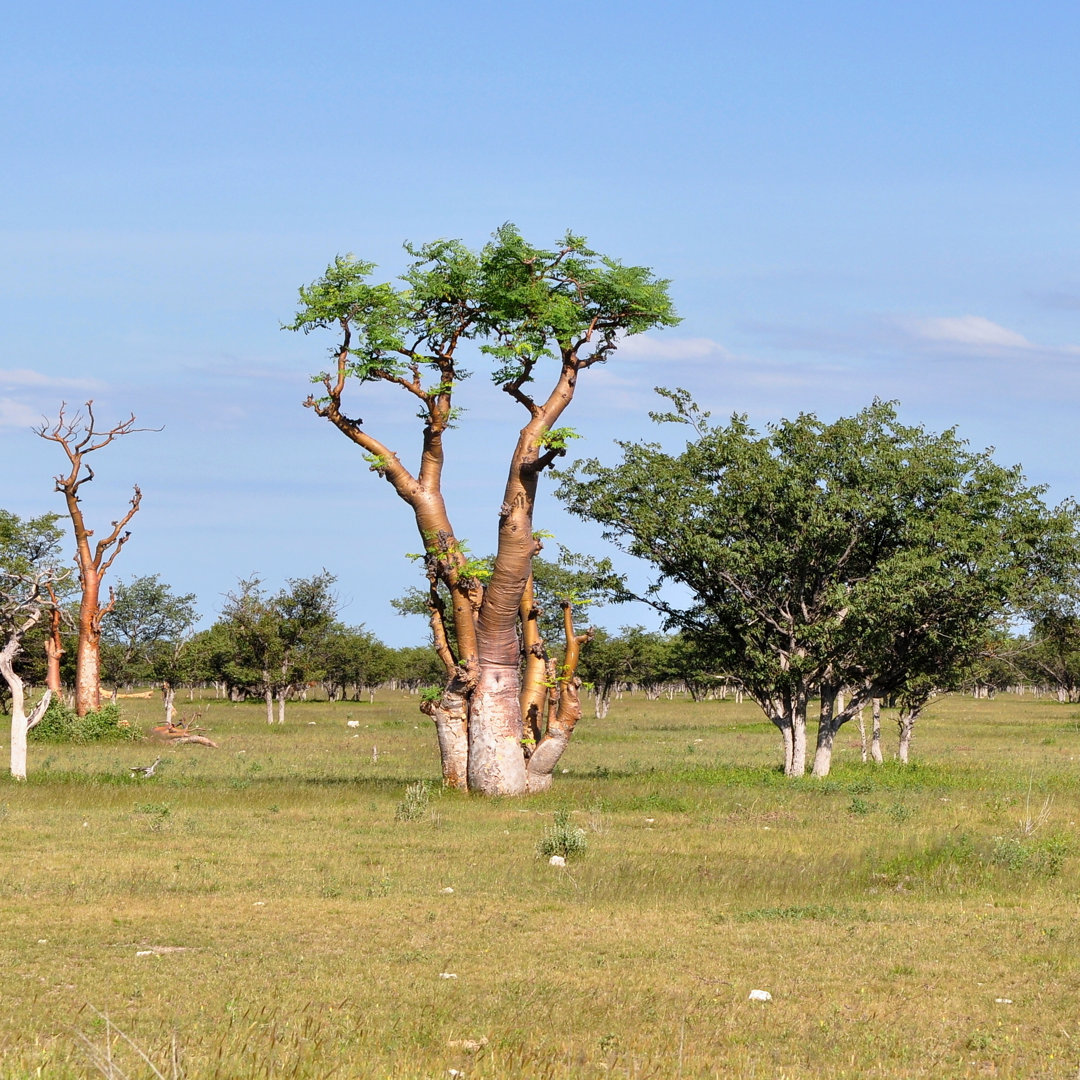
left=0, top=397, right=41, bottom=428
left=906, top=315, right=1033, bottom=349
left=614, top=335, right=731, bottom=362
left=0, top=368, right=102, bottom=391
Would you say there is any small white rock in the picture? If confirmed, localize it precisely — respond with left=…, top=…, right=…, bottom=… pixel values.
left=561, top=768, right=569, bottom=774
left=346, top=720, right=360, bottom=728
left=36, top=939, right=47, bottom=945
left=136, top=950, right=154, bottom=957
left=82, top=821, right=89, bottom=828
left=549, top=855, right=566, bottom=867
left=308, top=721, right=316, bottom=726
left=749, top=989, right=772, bottom=1002
left=441, top=887, right=454, bottom=894
left=253, top=901, right=266, bottom=906
left=995, top=997, right=1013, bottom=1004
left=439, top=972, right=458, bottom=979
left=644, top=818, right=656, bottom=824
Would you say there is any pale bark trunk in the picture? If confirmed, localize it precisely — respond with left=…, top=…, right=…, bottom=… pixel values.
left=594, top=689, right=612, bottom=719
left=897, top=706, right=919, bottom=764
left=526, top=679, right=580, bottom=792
left=790, top=711, right=807, bottom=776
left=858, top=705, right=867, bottom=763
left=423, top=687, right=469, bottom=790
left=162, top=682, right=176, bottom=726
left=466, top=662, right=527, bottom=795
left=871, top=699, right=883, bottom=764
left=264, top=685, right=273, bottom=725
left=277, top=690, right=286, bottom=724
left=1, top=634, right=52, bottom=780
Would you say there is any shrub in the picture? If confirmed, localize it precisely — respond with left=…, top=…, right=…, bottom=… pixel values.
left=395, top=780, right=431, bottom=822
left=991, top=833, right=1070, bottom=877
left=29, top=701, right=138, bottom=744
left=538, top=809, right=588, bottom=860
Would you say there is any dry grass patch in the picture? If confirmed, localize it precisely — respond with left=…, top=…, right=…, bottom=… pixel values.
left=1, top=690, right=1079, bottom=1076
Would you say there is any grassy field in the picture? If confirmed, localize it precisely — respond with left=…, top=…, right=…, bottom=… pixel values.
left=1, top=690, right=1079, bottom=1079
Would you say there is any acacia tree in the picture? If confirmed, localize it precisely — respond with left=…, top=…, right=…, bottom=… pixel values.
left=37, top=403, right=148, bottom=715
left=287, top=225, right=676, bottom=794
left=559, top=393, right=1079, bottom=776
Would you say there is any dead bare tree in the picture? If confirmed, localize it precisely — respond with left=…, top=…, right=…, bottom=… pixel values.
left=37, top=402, right=154, bottom=715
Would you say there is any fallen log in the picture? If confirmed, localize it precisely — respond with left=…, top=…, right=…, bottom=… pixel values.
left=160, top=733, right=219, bottom=748
left=150, top=722, right=219, bottom=748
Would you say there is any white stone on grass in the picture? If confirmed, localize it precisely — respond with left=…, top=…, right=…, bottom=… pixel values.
left=748, top=989, right=772, bottom=1002
left=439, top=972, right=458, bottom=979
left=549, top=855, right=566, bottom=867
left=441, top=887, right=454, bottom=894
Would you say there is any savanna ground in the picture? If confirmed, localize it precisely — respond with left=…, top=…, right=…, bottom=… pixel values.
left=1, top=690, right=1079, bottom=1079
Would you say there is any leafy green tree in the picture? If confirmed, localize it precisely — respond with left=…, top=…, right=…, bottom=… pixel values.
left=577, top=626, right=677, bottom=717
left=320, top=625, right=393, bottom=702
left=1019, top=613, right=1080, bottom=702
left=287, top=225, right=676, bottom=793
left=216, top=572, right=338, bottom=722
left=559, top=393, right=1080, bottom=775
left=100, top=575, right=198, bottom=717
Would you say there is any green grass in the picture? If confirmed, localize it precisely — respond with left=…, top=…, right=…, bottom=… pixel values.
left=1, top=690, right=1079, bottom=1077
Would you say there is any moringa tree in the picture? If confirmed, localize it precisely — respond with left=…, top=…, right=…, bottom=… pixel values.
left=37, top=403, right=150, bottom=716
left=287, top=225, right=676, bottom=794
left=559, top=393, right=1079, bottom=776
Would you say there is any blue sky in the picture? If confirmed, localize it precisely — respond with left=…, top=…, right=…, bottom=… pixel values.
left=3, top=2, right=1079, bottom=644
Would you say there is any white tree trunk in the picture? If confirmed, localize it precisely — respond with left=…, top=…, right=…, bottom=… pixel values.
left=858, top=705, right=867, bottom=763
left=162, top=683, right=176, bottom=726
left=897, top=706, right=919, bottom=764
left=871, top=698, right=883, bottom=764
left=264, top=685, right=273, bottom=725
left=2, top=627, right=50, bottom=780
left=276, top=689, right=286, bottom=724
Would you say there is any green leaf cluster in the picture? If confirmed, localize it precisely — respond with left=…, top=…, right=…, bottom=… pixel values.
left=286, top=224, right=678, bottom=394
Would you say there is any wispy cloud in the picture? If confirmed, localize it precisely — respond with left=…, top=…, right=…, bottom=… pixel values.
left=615, top=335, right=732, bottom=362
left=904, top=315, right=1033, bottom=349
left=0, top=397, right=42, bottom=428
left=0, top=368, right=103, bottom=391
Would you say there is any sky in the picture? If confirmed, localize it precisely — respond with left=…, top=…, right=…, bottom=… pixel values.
left=3, top=1, right=1079, bottom=645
